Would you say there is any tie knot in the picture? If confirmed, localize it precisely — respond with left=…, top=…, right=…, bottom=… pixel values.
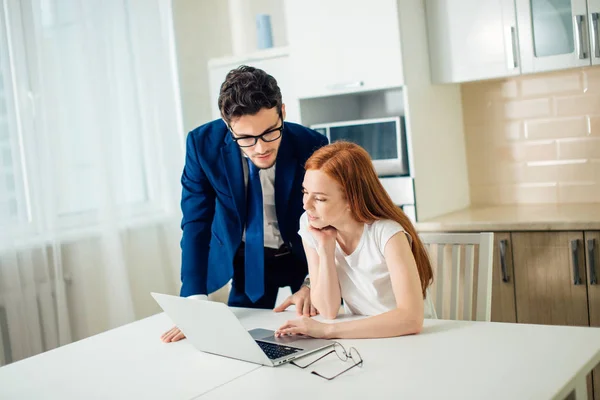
left=247, top=159, right=260, bottom=178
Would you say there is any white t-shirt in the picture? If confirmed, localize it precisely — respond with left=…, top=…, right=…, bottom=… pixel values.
left=298, top=212, right=436, bottom=318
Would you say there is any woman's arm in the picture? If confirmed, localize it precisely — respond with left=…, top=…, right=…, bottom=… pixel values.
left=277, top=232, right=424, bottom=338
left=303, top=237, right=342, bottom=319
left=331, top=231, right=424, bottom=337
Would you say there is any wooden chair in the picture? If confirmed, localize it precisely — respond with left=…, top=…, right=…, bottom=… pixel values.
left=419, top=232, right=494, bottom=322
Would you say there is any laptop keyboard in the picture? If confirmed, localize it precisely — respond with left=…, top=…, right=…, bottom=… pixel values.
left=256, top=341, right=301, bottom=360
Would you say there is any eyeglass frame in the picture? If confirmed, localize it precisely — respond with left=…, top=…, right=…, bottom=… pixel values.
left=228, top=113, right=284, bottom=148
left=290, top=341, right=363, bottom=381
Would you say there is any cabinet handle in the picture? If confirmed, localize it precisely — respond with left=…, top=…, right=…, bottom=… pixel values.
left=588, top=239, right=598, bottom=285
left=574, top=15, right=588, bottom=59
left=327, top=81, right=364, bottom=91
left=571, top=239, right=582, bottom=285
left=505, top=26, right=518, bottom=69
left=592, top=13, right=600, bottom=59
left=499, top=239, right=510, bottom=282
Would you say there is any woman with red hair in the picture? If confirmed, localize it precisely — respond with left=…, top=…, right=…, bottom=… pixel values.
left=275, top=141, right=436, bottom=339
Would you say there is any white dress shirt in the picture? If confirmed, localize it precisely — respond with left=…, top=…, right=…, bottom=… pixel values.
left=241, top=155, right=284, bottom=249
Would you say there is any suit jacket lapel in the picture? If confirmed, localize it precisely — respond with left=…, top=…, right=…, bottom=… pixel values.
left=221, top=134, right=245, bottom=230
left=275, top=131, right=296, bottom=232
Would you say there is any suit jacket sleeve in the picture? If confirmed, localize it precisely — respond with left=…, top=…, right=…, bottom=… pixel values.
left=179, top=132, right=215, bottom=297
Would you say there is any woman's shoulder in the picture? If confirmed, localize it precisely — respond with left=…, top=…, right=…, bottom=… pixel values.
left=368, top=218, right=405, bottom=233
left=368, top=219, right=412, bottom=248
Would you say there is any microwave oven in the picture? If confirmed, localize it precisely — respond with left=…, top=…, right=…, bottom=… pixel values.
left=310, top=117, right=409, bottom=177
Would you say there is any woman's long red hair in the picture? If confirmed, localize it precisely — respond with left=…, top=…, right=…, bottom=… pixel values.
left=305, top=141, right=433, bottom=297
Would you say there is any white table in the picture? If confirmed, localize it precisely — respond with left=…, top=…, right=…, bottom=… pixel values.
left=1, top=308, right=599, bottom=400
left=216, top=309, right=600, bottom=400
left=0, top=312, right=260, bottom=399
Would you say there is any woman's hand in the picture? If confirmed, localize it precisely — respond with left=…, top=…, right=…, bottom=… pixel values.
left=275, top=316, right=332, bottom=339
left=308, top=225, right=337, bottom=256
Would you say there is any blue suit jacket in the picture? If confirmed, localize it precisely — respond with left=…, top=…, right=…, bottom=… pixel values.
left=179, top=119, right=329, bottom=297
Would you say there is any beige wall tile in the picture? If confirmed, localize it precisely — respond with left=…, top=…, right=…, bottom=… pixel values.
left=555, top=94, right=600, bottom=116
left=468, top=162, right=521, bottom=186
left=469, top=183, right=559, bottom=205
left=505, top=184, right=558, bottom=204
left=583, top=67, right=600, bottom=93
left=501, top=141, right=557, bottom=162
left=522, top=161, right=595, bottom=182
left=525, top=116, right=587, bottom=139
left=462, top=66, right=600, bottom=205
left=504, top=98, right=551, bottom=120
left=557, top=182, right=600, bottom=203
left=558, top=138, right=600, bottom=159
left=590, top=115, right=600, bottom=136
left=470, top=185, right=501, bottom=205
left=520, top=72, right=581, bottom=97
left=462, top=79, right=519, bottom=100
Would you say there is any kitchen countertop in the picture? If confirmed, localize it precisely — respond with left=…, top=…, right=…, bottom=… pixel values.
left=415, top=204, right=600, bottom=232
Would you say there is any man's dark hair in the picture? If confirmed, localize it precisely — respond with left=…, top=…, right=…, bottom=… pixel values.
left=218, top=65, right=282, bottom=125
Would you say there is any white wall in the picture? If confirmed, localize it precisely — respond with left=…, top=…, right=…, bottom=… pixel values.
left=171, top=0, right=231, bottom=132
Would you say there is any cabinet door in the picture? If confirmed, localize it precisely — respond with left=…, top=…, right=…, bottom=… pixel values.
left=284, top=0, right=404, bottom=99
left=491, top=233, right=518, bottom=322
left=585, top=231, right=600, bottom=400
left=590, top=0, right=600, bottom=65
left=516, top=0, right=591, bottom=73
left=513, top=232, right=589, bottom=326
left=425, top=0, right=520, bottom=83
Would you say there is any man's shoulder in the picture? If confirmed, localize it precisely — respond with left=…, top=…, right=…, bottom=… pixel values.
left=188, top=119, right=228, bottom=146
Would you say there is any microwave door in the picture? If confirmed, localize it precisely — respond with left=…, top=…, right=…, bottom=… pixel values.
left=328, top=119, right=407, bottom=177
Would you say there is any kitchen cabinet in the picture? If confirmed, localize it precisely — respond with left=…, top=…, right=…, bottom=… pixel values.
left=283, top=0, right=404, bottom=98
left=510, top=231, right=595, bottom=399
left=512, top=231, right=589, bottom=327
left=515, top=0, right=594, bottom=73
left=591, top=0, right=600, bottom=66
left=425, top=0, right=520, bottom=83
left=490, top=232, right=518, bottom=323
left=207, top=48, right=301, bottom=123
left=426, top=0, right=600, bottom=83
left=586, top=231, right=600, bottom=400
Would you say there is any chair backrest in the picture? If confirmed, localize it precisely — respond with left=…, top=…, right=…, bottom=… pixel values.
left=419, top=232, right=494, bottom=322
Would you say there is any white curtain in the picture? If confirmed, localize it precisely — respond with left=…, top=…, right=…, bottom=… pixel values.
left=0, top=0, right=184, bottom=365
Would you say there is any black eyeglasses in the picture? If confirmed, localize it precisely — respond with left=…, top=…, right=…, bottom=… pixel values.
left=290, top=342, right=363, bottom=381
left=229, top=118, right=284, bottom=148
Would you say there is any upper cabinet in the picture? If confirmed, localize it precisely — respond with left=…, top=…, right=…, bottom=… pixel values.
left=283, top=0, right=404, bottom=98
left=425, top=0, right=520, bottom=83
left=586, top=0, right=600, bottom=66
left=516, top=0, right=592, bottom=73
left=427, top=0, right=600, bottom=83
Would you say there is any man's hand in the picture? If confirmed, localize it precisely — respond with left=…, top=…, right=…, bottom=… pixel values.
left=161, top=326, right=186, bottom=342
left=273, top=285, right=318, bottom=317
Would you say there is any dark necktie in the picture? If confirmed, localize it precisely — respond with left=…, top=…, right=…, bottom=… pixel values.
left=245, top=158, right=264, bottom=302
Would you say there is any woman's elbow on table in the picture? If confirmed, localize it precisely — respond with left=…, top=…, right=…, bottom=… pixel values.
left=403, top=315, right=424, bottom=335
left=320, top=309, right=339, bottom=320
left=391, top=310, right=424, bottom=336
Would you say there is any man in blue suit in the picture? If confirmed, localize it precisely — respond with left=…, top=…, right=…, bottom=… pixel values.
left=162, top=66, right=328, bottom=342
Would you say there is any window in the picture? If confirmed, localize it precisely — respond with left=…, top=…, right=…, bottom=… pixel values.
left=0, top=0, right=183, bottom=237
left=0, top=4, right=28, bottom=228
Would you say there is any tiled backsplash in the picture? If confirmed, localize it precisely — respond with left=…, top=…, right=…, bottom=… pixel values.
left=462, top=66, right=600, bottom=205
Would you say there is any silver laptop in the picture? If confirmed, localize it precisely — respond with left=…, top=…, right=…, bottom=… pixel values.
left=151, top=292, right=333, bottom=367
